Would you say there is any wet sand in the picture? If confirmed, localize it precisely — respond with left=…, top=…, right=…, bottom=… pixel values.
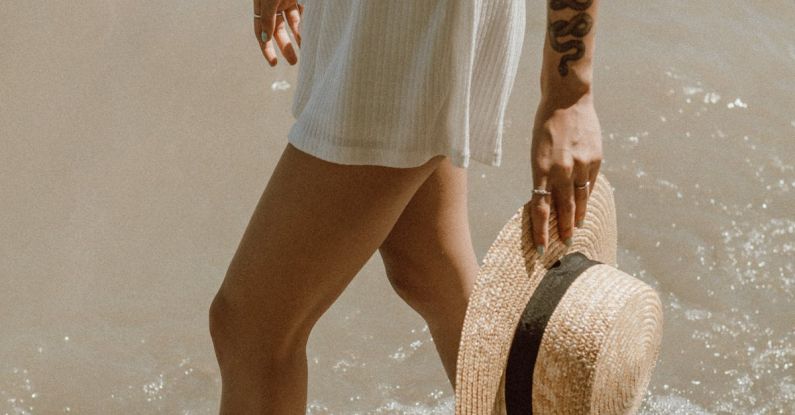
left=1, top=1, right=793, bottom=413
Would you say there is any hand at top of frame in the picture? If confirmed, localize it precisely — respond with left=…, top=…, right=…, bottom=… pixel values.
left=529, top=91, right=603, bottom=255
left=253, top=0, right=303, bottom=66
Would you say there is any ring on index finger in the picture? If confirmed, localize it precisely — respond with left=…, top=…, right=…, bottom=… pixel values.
left=532, top=187, right=552, bottom=197
left=574, top=180, right=590, bottom=190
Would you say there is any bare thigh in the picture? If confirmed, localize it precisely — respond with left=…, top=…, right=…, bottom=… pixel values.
left=378, top=156, right=479, bottom=319
left=211, top=143, right=446, bottom=358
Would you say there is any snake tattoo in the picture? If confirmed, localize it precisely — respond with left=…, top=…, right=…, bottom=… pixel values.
left=547, top=0, right=594, bottom=76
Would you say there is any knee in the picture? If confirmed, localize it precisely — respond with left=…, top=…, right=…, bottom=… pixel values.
left=385, top=270, right=435, bottom=317
left=208, top=288, right=308, bottom=367
left=379, top=247, right=468, bottom=319
left=207, top=291, right=239, bottom=346
left=380, top=248, right=426, bottom=306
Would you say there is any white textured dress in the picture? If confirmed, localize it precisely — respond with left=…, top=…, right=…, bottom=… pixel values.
left=287, top=0, right=526, bottom=169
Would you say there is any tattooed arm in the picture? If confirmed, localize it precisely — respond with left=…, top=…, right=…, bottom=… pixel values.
left=528, top=0, right=603, bottom=254
left=540, top=0, right=600, bottom=104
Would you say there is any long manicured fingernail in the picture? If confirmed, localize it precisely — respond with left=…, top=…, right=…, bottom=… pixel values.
left=576, top=219, right=584, bottom=228
left=536, top=245, right=545, bottom=255
left=564, top=237, right=573, bottom=247
left=261, top=31, right=269, bottom=42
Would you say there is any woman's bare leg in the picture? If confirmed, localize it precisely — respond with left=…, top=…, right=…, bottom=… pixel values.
left=378, top=157, right=479, bottom=389
left=208, top=143, right=445, bottom=415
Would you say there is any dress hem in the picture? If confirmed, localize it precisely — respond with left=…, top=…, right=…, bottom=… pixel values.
left=286, top=121, right=501, bottom=169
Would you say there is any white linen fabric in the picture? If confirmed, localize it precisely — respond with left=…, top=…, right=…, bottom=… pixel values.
left=287, top=0, right=526, bottom=168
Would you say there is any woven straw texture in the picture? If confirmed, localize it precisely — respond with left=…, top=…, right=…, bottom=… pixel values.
left=529, top=265, right=663, bottom=414
left=454, top=172, right=662, bottom=414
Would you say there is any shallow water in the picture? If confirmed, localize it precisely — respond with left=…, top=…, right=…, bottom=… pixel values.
left=1, top=0, right=793, bottom=414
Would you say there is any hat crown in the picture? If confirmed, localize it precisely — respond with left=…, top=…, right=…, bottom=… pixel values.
left=503, top=251, right=605, bottom=413
left=526, top=261, right=663, bottom=414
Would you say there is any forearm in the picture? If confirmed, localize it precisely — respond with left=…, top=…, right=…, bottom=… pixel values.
left=539, top=0, right=601, bottom=106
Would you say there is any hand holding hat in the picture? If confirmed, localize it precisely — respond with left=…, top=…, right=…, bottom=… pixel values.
left=454, top=172, right=663, bottom=415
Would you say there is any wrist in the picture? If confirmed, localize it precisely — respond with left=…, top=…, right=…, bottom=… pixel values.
left=539, top=59, right=593, bottom=103
left=538, top=85, right=593, bottom=112
left=540, top=72, right=592, bottom=103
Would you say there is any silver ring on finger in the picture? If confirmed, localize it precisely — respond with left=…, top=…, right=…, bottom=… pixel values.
left=532, top=187, right=552, bottom=196
left=574, top=180, right=590, bottom=190
left=254, top=13, right=262, bottom=18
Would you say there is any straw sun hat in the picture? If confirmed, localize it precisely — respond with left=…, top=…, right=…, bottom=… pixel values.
left=454, top=172, right=663, bottom=414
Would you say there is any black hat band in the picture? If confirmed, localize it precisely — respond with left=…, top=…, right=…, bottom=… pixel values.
left=504, top=250, right=604, bottom=414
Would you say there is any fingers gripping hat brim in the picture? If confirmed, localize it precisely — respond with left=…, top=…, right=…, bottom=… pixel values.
left=454, top=172, right=661, bottom=414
